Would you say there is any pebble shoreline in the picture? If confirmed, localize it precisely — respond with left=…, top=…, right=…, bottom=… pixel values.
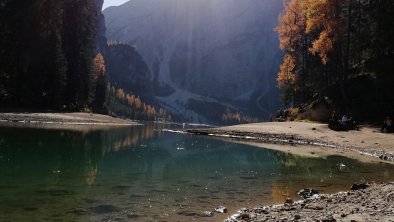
left=226, top=183, right=394, bottom=222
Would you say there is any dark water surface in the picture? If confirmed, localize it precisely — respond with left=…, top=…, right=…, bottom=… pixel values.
left=0, top=124, right=394, bottom=222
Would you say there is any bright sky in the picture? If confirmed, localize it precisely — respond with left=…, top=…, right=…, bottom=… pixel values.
left=103, top=0, right=129, bottom=10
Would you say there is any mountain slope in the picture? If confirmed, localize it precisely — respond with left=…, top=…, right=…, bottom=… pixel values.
left=104, top=0, right=283, bottom=122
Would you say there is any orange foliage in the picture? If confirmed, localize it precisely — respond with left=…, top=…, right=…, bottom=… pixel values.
left=116, top=88, right=126, bottom=102
left=108, top=83, right=170, bottom=121
left=276, top=0, right=306, bottom=51
left=305, top=0, right=344, bottom=64
left=277, top=54, right=297, bottom=89
left=133, top=97, right=142, bottom=109
left=309, top=30, right=334, bottom=64
left=93, top=53, right=106, bottom=80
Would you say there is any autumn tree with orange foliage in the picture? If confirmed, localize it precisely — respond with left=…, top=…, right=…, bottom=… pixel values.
left=93, top=53, right=106, bottom=78
left=277, top=54, right=296, bottom=89
left=277, top=0, right=349, bottom=105
left=305, top=0, right=345, bottom=65
left=276, top=0, right=309, bottom=104
left=277, top=0, right=394, bottom=120
left=92, top=53, right=109, bottom=113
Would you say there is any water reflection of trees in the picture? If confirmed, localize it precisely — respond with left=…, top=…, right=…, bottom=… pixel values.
left=70, top=123, right=160, bottom=184
left=0, top=124, right=163, bottom=221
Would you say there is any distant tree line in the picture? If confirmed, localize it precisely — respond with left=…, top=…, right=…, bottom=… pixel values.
left=221, top=108, right=259, bottom=125
left=108, top=84, right=171, bottom=121
left=276, top=0, right=394, bottom=120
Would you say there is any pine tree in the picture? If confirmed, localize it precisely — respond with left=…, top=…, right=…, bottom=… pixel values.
left=63, top=0, right=98, bottom=111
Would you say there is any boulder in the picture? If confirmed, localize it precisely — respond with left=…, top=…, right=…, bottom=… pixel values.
left=215, top=206, right=228, bottom=214
left=298, top=188, right=319, bottom=199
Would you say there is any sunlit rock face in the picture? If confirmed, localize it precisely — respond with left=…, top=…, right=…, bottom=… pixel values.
left=104, top=0, right=283, bottom=122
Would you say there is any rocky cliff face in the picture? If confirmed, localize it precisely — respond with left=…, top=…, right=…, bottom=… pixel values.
left=95, top=0, right=152, bottom=100
left=95, top=0, right=108, bottom=55
left=104, top=0, right=283, bottom=122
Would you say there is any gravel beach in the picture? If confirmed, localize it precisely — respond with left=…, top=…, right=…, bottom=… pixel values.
left=0, top=112, right=138, bottom=126
left=226, top=183, right=394, bottom=222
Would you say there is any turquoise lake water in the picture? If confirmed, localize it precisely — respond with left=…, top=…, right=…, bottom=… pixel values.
left=0, top=124, right=394, bottom=221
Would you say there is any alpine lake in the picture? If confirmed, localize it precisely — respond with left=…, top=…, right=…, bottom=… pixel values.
left=1, top=123, right=394, bottom=222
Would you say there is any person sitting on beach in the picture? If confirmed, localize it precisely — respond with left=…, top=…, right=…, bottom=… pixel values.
left=341, top=114, right=358, bottom=130
left=382, top=116, right=393, bottom=133
left=341, top=115, right=349, bottom=124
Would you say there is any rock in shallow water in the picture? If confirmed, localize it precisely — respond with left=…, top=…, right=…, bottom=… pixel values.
left=204, top=211, right=214, bottom=217
left=177, top=211, right=198, bottom=217
left=351, top=183, right=369, bottom=191
left=177, top=210, right=214, bottom=217
left=215, top=206, right=228, bottom=213
left=68, top=208, right=89, bottom=215
left=298, top=188, right=319, bottom=199
left=284, top=198, right=294, bottom=204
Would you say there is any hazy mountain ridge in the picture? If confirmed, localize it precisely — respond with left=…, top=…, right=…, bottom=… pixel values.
left=104, top=0, right=283, bottom=122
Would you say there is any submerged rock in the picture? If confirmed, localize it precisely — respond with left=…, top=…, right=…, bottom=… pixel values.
left=127, top=213, right=139, bottom=219
left=239, top=175, right=257, bottom=180
left=68, top=208, right=89, bottom=215
left=177, top=210, right=213, bottom=217
left=351, top=183, right=369, bottom=191
left=177, top=210, right=199, bottom=217
left=92, top=205, right=120, bottom=214
left=337, top=163, right=347, bottom=171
